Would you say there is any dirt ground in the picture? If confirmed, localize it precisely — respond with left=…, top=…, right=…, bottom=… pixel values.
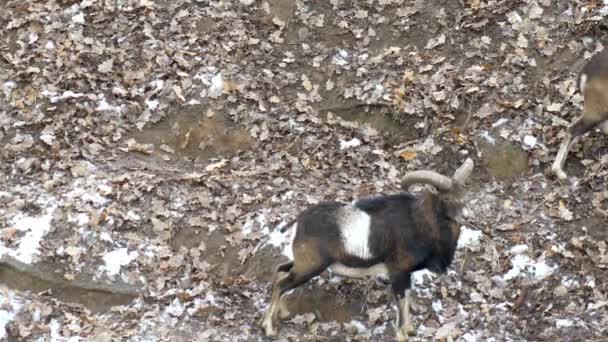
left=0, top=0, right=607, bottom=341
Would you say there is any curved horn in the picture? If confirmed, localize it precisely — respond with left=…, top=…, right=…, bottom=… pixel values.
left=401, top=171, right=453, bottom=192
left=452, top=158, right=474, bottom=186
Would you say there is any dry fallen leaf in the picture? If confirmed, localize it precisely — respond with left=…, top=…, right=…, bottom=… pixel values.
left=399, top=149, right=417, bottom=161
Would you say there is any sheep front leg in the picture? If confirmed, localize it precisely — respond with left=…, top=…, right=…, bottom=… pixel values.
left=552, top=131, right=575, bottom=180
left=391, top=272, right=414, bottom=341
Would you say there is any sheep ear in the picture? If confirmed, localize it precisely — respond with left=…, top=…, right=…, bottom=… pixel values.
left=452, top=158, right=474, bottom=186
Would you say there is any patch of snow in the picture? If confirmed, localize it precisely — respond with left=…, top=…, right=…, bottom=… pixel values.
left=432, top=300, right=443, bottom=313
left=96, top=96, right=122, bottom=112
left=45, top=41, right=55, bottom=50
left=68, top=213, right=89, bottom=226
left=126, top=210, right=140, bottom=221
left=145, top=99, right=159, bottom=110
left=503, top=254, right=531, bottom=280
left=460, top=331, right=481, bottom=342
left=480, top=131, right=495, bottom=144
left=3, top=80, right=17, bottom=93
left=509, top=244, right=528, bottom=254
left=503, top=253, right=557, bottom=282
left=340, top=137, right=362, bottom=150
left=100, top=232, right=113, bottom=243
left=333, top=49, right=349, bottom=65
left=65, top=186, right=109, bottom=206
left=555, top=318, right=573, bottom=328
left=348, top=320, right=367, bottom=333
left=165, top=298, right=184, bottom=317
left=101, top=248, right=138, bottom=276
left=49, top=319, right=62, bottom=342
left=41, top=90, right=86, bottom=103
left=72, top=12, right=85, bottom=24
left=209, top=73, right=223, bottom=98
left=457, top=226, right=482, bottom=249
left=492, top=118, right=509, bottom=128
left=522, top=135, right=537, bottom=149
left=0, top=200, right=57, bottom=264
left=412, top=269, right=433, bottom=287
left=0, top=290, right=22, bottom=340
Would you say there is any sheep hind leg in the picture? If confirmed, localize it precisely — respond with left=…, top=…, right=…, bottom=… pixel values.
left=390, top=272, right=414, bottom=342
left=600, top=120, right=608, bottom=135
left=261, top=261, right=330, bottom=337
left=261, top=262, right=293, bottom=335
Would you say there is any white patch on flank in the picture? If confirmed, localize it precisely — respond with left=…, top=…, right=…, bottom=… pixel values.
left=329, top=263, right=389, bottom=280
left=266, top=220, right=296, bottom=260
left=579, top=73, right=588, bottom=93
left=284, top=222, right=297, bottom=260
left=338, top=206, right=373, bottom=260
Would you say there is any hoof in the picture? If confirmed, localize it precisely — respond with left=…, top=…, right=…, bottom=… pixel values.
left=278, top=307, right=290, bottom=320
left=262, top=319, right=276, bottom=337
left=396, top=329, right=408, bottom=342
left=406, top=323, right=416, bottom=336
left=551, top=166, right=568, bottom=181
left=278, top=301, right=290, bottom=320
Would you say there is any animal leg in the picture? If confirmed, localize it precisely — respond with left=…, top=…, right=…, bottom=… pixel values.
left=261, top=259, right=330, bottom=337
left=600, top=120, right=608, bottom=135
left=390, top=272, right=414, bottom=342
left=261, top=262, right=293, bottom=333
left=551, top=131, right=575, bottom=180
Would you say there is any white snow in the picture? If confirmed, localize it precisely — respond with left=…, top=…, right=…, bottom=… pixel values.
left=101, top=248, right=139, bottom=276
left=480, top=131, right=495, bottom=144
left=509, top=244, right=528, bottom=254
left=555, top=318, right=574, bottom=328
left=432, top=300, right=443, bottom=313
left=0, top=200, right=57, bottom=264
left=492, top=118, right=509, bottom=127
left=68, top=213, right=89, bottom=226
left=348, top=320, right=367, bottom=333
left=333, top=49, right=349, bottom=66
left=65, top=186, right=109, bottom=206
left=412, top=269, right=433, bottom=287
left=457, top=226, right=482, bottom=249
left=165, top=298, right=184, bottom=317
left=41, top=90, right=86, bottom=103
left=45, top=41, right=55, bottom=50
left=209, top=73, right=223, bottom=98
left=503, top=253, right=556, bottom=282
left=145, top=99, right=159, bottom=110
left=49, top=319, right=62, bottom=341
left=72, top=12, right=85, bottom=24
left=96, top=97, right=122, bottom=112
left=0, top=290, right=22, bottom=340
left=503, top=254, right=531, bottom=280
left=522, top=135, right=537, bottom=149
left=340, top=137, right=362, bottom=150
